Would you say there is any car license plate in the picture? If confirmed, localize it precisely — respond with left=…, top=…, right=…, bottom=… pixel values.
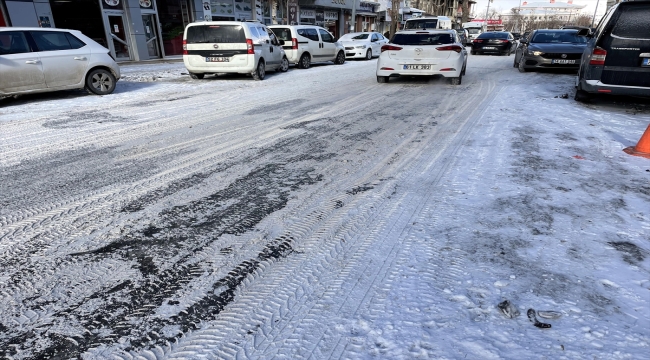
left=206, top=57, right=229, bottom=62
left=552, top=59, right=576, bottom=64
left=643, top=58, right=650, bottom=67
left=403, top=65, right=431, bottom=70
left=483, top=46, right=496, bottom=49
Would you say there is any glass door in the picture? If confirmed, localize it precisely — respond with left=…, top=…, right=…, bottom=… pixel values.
left=105, top=13, right=132, bottom=60
left=142, top=14, right=161, bottom=58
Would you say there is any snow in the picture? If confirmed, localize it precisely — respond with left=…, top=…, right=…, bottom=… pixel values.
left=0, top=55, right=649, bottom=359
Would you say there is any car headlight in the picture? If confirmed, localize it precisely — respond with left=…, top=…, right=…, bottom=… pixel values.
left=528, top=49, right=543, bottom=56
left=356, top=45, right=366, bottom=49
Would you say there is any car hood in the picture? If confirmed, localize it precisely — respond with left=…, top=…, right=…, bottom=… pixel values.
left=528, top=43, right=587, bottom=53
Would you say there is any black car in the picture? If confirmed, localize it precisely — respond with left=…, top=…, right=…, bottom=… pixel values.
left=471, top=32, right=515, bottom=55
left=575, top=0, right=650, bottom=101
left=514, top=29, right=587, bottom=72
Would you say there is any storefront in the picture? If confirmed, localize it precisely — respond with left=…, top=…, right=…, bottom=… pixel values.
left=1, top=0, right=199, bottom=60
left=298, top=0, right=352, bottom=38
left=352, top=1, right=378, bottom=32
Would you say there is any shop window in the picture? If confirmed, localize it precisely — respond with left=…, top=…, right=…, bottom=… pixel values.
left=158, top=0, right=191, bottom=55
left=50, top=0, right=106, bottom=48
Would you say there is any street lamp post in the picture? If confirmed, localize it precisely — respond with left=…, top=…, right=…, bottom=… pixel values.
left=591, top=0, right=600, bottom=28
left=485, top=0, right=492, bottom=31
left=515, top=0, right=522, bottom=32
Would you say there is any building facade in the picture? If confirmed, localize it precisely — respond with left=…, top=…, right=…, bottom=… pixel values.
left=501, top=0, right=587, bottom=28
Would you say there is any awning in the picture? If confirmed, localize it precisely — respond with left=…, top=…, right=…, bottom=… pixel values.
left=399, top=7, right=425, bottom=14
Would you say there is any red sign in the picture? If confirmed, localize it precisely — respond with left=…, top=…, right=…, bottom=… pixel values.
left=472, top=19, right=503, bottom=25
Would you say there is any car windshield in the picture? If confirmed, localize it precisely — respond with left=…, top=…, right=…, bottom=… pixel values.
left=467, top=28, right=481, bottom=34
left=269, top=27, right=291, bottom=41
left=477, top=32, right=508, bottom=39
left=391, top=33, right=453, bottom=45
left=186, top=25, right=246, bottom=44
left=531, top=31, right=586, bottom=44
left=340, top=33, right=369, bottom=41
left=404, top=19, right=438, bottom=30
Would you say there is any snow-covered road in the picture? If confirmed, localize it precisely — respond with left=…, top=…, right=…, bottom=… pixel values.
left=1, top=55, right=649, bottom=359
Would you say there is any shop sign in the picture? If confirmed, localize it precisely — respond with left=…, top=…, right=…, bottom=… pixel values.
left=315, top=10, right=324, bottom=22
left=312, top=0, right=352, bottom=10
left=324, top=11, right=338, bottom=20
left=38, top=16, right=52, bottom=28
left=300, top=9, right=315, bottom=19
left=357, top=2, right=375, bottom=13
left=210, top=0, right=235, bottom=17
left=288, top=0, right=299, bottom=24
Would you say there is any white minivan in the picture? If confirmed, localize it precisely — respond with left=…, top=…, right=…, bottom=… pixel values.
left=268, top=25, right=345, bottom=69
left=183, top=21, right=289, bottom=80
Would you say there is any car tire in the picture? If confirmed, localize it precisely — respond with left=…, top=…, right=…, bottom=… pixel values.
left=279, top=56, right=289, bottom=72
left=335, top=51, right=345, bottom=65
left=470, top=49, right=476, bottom=55
left=450, top=74, right=462, bottom=85
left=86, top=68, right=116, bottom=95
left=252, top=60, right=265, bottom=80
left=366, top=49, right=372, bottom=60
left=377, top=76, right=389, bottom=83
left=574, top=89, right=592, bottom=103
left=518, top=59, right=531, bottom=73
left=190, top=73, right=205, bottom=80
left=298, top=53, right=311, bottom=69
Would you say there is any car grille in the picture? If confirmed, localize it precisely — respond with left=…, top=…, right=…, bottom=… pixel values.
left=601, top=70, right=650, bottom=88
left=345, top=46, right=354, bottom=50
left=541, top=53, right=582, bottom=60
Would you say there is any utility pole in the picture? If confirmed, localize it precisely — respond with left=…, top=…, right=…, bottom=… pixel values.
left=591, top=0, right=600, bottom=28
left=485, top=0, right=493, bottom=31
left=515, top=0, right=522, bottom=32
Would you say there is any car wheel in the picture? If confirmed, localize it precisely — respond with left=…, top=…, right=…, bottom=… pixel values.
left=470, top=49, right=476, bottom=55
left=298, top=53, right=311, bottom=69
left=190, top=73, right=204, bottom=80
left=450, top=74, right=462, bottom=85
left=518, top=58, right=531, bottom=73
left=252, top=60, right=265, bottom=80
left=574, top=89, right=592, bottom=103
left=279, top=56, right=289, bottom=72
left=377, top=76, right=389, bottom=83
left=335, top=51, right=345, bottom=65
left=366, top=49, right=372, bottom=60
left=86, top=68, right=116, bottom=95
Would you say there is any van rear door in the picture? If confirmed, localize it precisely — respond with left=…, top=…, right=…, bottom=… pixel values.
left=185, top=24, right=249, bottom=69
left=599, top=3, right=650, bottom=87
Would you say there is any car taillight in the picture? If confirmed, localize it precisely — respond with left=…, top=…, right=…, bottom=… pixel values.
left=182, top=40, right=188, bottom=55
left=246, top=39, right=254, bottom=54
left=473, top=39, right=483, bottom=43
left=590, top=47, right=606, bottom=65
left=437, top=45, right=463, bottom=53
left=500, top=39, right=510, bottom=43
left=292, top=37, right=298, bottom=50
left=381, top=44, right=402, bottom=52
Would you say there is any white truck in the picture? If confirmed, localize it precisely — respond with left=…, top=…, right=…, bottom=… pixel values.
left=404, top=16, right=453, bottom=30
left=462, top=22, right=487, bottom=43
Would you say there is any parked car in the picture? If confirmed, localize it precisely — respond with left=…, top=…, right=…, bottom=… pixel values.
left=376, top=29, right=467, bottom=85
left=455, top=28, right=470, bottom=46
left=338, top=32, right=388, bottom=60
left=0, top=27, right=120, bottom=97
left=183, top=21, right=288, bottom=81
left=514, top=29, right=587, bottom=72
left=471, top=31, right=516, bottom=55
left=268, top=25, right=345, bottom=69
left=575, top=0, right=650, bottom=102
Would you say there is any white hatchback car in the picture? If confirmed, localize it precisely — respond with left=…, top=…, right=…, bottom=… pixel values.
left=0, top=28, right=120, bottom=97
left=268, top=25, right=345, bottom=69
left=183, top=21, right=289, bottom=80
left=339, top=32, right=389, bottom=60
left=376, top=29, right=467, bottom=85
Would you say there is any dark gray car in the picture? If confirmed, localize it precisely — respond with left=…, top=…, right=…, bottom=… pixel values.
left=575, top=0, right=650, bottom=101
left=514, top=29, right=587, bottom=72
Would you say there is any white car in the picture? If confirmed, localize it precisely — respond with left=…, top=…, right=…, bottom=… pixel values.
left=268, top=25, right=345, bottom=69
left=339, top=32, right=389, bottom=60
left=0, top=27, right=120, bottom=97
left=183, top=21, right=289, bottom=81
left=376, top=29, right=467, bottom=85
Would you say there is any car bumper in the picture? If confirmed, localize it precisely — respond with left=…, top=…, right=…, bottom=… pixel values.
left=580, top=79, right=650, bottom=97
left=473, top=45, right=509, bottom=53
left=345, top=50, right=369, bottom=59
left=520, top=55, right=581, bottom=69
left=376, top=57, right=463, bottom=78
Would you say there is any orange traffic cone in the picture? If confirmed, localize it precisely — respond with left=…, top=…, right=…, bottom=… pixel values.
left=623, top=124, right=650, bottom=159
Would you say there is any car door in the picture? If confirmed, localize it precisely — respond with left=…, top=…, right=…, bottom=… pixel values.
left=250, top=26, right=271, bottom=67
left=318, top=28, right=337, bottom=61
left=29, top=30, right=91, bottom=88
left=265, top=27, right=283, bottom=68
left=515, top=31, right=532, bottom=63
left=370, top=33, right=382, bottom=55
left=0, top=31, right=46, bottom=94
left=297, top=28, right=320, bottom=61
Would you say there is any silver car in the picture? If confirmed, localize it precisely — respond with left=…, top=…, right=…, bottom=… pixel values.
left=0, top=27, right=120, bottom=97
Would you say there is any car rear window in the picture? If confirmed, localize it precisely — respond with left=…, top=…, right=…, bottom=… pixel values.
left=391, top=33, right=453, bottom=46
left=270, top=27, right=291, bottom=41
left=404, top=19, right=438, bottom=30
left=186, top=25, right=246, bottom=44
left=467, top=29, right=481, bottom=34
left=532, top=31, right=586, bottom=43
left=611, top=5, right=650, bottom=39
left=477, top=32, right=508, bottom=39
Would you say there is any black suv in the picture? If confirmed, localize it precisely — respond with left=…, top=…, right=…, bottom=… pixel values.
left=575, top=0, right=650, bottom=101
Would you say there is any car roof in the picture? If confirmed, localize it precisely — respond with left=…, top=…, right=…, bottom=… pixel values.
left=0, top=27, right=79, bottom=32
left=188, top=21, right=258, bottom=27
left=396, top=29, right=454, bottom=34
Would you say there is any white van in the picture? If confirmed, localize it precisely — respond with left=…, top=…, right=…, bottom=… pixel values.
left=183, top=21, right=289, bottom=80
left=268, top=25, right=345, bottom=69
